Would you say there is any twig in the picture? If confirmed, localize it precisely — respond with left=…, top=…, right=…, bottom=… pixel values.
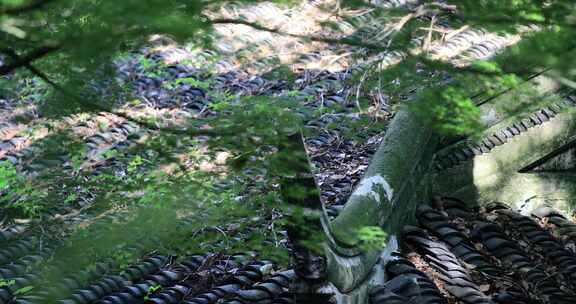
left=354, top=68, right=370, bottom=113
left=444, top=25, right=470, bottom=41
left=370, top=7, right=427, bottom=47
left=422, top=15, right=437, bottom=52
left=209, top=18, right=388, bottom=51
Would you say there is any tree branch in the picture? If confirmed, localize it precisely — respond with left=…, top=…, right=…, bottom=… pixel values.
left=208, top=3, right=448, bottom=53
left=0, top=46, right=59, bottom=75
left=209, top=18, right=389, bottom=51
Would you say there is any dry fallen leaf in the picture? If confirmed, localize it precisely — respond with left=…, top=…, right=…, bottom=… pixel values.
left=566, top=242, right=576, bottom=253
left=486, top=214, right=498, bottom=221
left=462, top=261, right=477, bottom=270
left=474, top=243, right=484, bottom=251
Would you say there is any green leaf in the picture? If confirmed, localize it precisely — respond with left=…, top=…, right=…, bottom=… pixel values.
left=471, top=60, right=501, bottom=74
left=358, top=226, right=388, bottom=251
left=14, top=286, right=34, bottom=296
left=0, top=279, right=15, bottom=288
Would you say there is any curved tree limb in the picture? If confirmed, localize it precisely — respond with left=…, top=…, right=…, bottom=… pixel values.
left=324, top=104, right=438, bottom=293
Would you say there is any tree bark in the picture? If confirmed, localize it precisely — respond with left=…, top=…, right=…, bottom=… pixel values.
left=280, top=132, right=328, bottom=283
